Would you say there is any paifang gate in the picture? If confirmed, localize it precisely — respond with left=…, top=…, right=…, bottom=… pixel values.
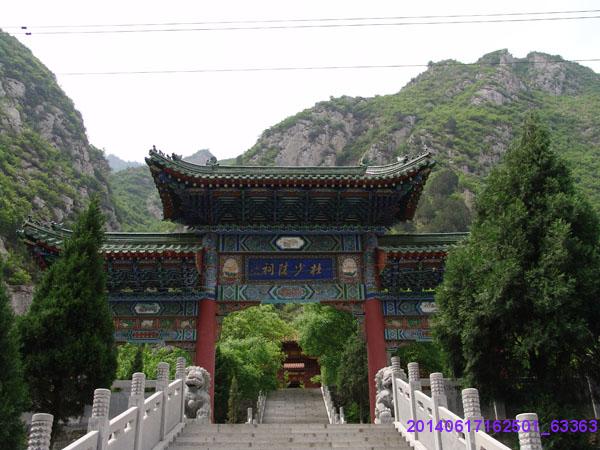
left=20, top=148, right=467, bottom=421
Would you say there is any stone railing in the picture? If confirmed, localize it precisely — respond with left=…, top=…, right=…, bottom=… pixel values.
left=386, top=357, right=543, bottom=450
left=321, top=385, right=345, bottom=424
left=27, top=357, right=195, bottom=450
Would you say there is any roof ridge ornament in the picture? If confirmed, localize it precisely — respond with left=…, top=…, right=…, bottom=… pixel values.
left=206, top=156, right=219, bottom=168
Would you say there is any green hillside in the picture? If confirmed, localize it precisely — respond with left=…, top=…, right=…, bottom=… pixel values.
left=237, top=50, right=600, bottom=231
left=0, top=31, right=119, bottom=286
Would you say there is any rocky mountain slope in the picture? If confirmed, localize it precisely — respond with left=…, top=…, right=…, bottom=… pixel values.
left=238, top=50, right=600, bottom=229
left=0, top=30, right=119, bottom=306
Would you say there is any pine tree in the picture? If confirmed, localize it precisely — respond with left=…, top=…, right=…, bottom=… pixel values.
left=19, top=196, right=117, bottom=438
left=129, top=344, right=144, bottom=379
left=434, top=114, right=600, bottom=449
left=227, top=375, right=240, bottom=423
left=0, top=259, right=29, bottom=450
left=336, top=331, right=369, bottom=423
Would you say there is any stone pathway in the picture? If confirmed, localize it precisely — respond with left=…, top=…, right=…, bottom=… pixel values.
left=167, top=388, right=411, bottom=450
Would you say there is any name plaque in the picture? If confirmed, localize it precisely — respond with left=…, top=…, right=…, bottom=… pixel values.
left=246, top=257, right=334, bottom=281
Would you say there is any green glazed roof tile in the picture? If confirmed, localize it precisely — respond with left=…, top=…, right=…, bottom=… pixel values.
left=19, top=221, right=203, bottom=254
left=145, top=148, right=434, bottom=180
left=379, top=232, right=468, bottom=253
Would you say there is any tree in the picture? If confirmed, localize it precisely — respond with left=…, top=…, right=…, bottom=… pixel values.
left=19, top=196, right=117, bottom=439
left=220, top=304, right=295, bottom=342
left=116, top=343, right=190, bottom=380
left=294, top=304, right=357, bottom=385
left=0, top=258, right=29, bottom=450
left=391, top=342, right=445, bottom=377
left=227, top=375, right=241, bottom=424
left=336, top=331, right=369, bottom=423
left=433, top=115, right=600, bottom=449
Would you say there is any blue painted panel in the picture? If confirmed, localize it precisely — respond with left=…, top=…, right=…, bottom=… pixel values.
left=246, top=257, right=335, bottom=281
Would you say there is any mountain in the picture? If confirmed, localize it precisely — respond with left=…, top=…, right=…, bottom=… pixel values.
left=109, top=149, right=215, bottom=231
left=237, top=50, right=600, bottom=230
left=183, top=148, right=213, bottom=165
left=0, top=30, right=120, bottom=308
left=106, top=153, right=143, bottom=172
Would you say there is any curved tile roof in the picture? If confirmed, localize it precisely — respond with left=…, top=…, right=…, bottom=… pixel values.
left=19, top=220, right=203, bottom=255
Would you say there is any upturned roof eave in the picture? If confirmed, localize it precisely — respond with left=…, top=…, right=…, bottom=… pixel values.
left=145, top=148, right=434, bottom=180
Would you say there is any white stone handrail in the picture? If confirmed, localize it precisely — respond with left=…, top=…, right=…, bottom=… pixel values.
left=321, top=385, right=345, bottom=424
left=388, top=358, right=543, bottom=450
left=27, top=357, right=195, bottom=450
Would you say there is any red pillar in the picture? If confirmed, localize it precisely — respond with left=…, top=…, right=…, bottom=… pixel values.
left=364, top=297, right=387, bottom=423
left=195, top=298, right=217, bottom=421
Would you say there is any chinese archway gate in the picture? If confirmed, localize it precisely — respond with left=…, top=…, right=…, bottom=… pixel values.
left=20, top=148, right=466, bottom=420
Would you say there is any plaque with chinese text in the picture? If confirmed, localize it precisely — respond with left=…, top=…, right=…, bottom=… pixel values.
left=246, top=257, right=334, bottom=281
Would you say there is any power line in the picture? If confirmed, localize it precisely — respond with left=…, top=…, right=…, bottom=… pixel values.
left=11, top=14, right=600, bottom=35
left=4, top=8, right=600, bottom=30
left=57, top=58, right=600, bottom=76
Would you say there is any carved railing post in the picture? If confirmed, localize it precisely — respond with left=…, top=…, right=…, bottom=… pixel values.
left=430, top=373, right=446, bottom=450
left=516, top=413, right=543, bottom=450
left=391, top=356, right=407, bottom=380
left=27, top=413, right=53, bottom=450
left=407, top=362, right=421, bottom=440
left=390, top=356, right=402, bottom=421
left=88, top=388, right=111, bottom=450
left=339, top=406, right=345, bottom=424
left=462, top=388, right=482, bottom=450
left=156, top=362, right=169, bottom=440
left=246, top=407, right=253, bottom=424
left=129, top=372, right=146, bottom=450
left=175, top=357, right=186, bottom=422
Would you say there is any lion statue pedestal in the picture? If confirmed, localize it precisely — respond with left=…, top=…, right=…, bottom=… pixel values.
left=184, top=366, right=211, bottom=423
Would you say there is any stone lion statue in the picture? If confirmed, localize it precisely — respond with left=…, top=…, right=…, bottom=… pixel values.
left=184, top=366, right=211, bottom=422
left=374, top=366, right=394, bottom=424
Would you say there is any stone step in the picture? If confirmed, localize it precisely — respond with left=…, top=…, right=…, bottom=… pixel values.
left=173, top=447, right=408, bottom=450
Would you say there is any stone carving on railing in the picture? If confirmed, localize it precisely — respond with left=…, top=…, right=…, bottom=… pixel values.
left=374, top=365, right=395, bottom=424
left=184, top=365, right=211, bottom=422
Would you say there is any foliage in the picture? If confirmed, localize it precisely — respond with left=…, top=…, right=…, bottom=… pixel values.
left=411, top=169, right=471, bottom=232
left=391, top=342, right=445, bottom=377
left=293, top=304, right=357, bottom=385
left=433, top=115, right=600, bottom=449
left=215, top=305, right=291, bottom=423
left=116, top=343, right=191, bottom=380
left=18, top=197, right=117, bottom=438
left=227, top=375, right=241, bottom=424
left=0, top=31, right=118, bottom=283
left=236, top=50, right=600, bottom=233
left=220, top=304, right=295, bottom=342
left=109, top=166, right=177, bottom=232
left=216, top=337, right=284, bottom=422
left=335, top=331, right=369, bottom=423
left=0, top=259, right=29, bottom=450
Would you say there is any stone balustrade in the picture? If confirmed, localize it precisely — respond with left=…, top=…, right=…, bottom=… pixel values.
left=387, top=359, right=543, bottom=450
left=27, top=357, right=200, bottom=450
left=321, top=385, right=345, bottom=424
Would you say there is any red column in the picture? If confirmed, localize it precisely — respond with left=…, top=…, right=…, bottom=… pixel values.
left=195, top=298, right=217, bottom=421
left=364, top=297, right=387, bottom=423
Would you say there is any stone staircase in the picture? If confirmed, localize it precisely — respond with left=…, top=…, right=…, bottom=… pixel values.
left=263, top=388, right=329, bottom=424
left=167, top=388, right=411, bottom=450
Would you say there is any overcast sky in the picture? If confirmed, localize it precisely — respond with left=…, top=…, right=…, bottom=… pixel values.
left=3, top=0, right=600, bottom=162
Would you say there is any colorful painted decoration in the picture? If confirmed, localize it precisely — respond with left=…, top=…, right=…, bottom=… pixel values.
left=275, top=236, right=306, bottom=250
